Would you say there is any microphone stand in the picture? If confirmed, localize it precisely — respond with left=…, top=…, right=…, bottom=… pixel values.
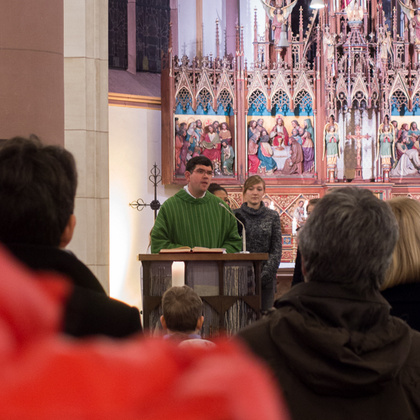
left=219, top=203, right=249, bottom=253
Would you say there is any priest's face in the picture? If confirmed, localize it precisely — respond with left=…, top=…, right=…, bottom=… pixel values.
left=185, top=164, right=213, bottom=198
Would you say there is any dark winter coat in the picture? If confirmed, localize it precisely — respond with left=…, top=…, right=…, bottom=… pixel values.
left=238, top=281, right=420, bottom=420
left=6, top=243, right=142, bottom=338
left=382, top=282, right=420, bottom=332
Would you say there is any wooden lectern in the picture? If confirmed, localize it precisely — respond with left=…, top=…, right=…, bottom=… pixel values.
left=138, top=253, right=268, bottom=336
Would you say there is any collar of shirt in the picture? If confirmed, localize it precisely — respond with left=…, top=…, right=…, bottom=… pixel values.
left=184, top=184, right=206, bottom=199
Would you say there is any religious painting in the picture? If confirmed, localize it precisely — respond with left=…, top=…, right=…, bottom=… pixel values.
left=247, top=115, right=315, bottom=177
left=388, top=117, right=420, bottom=179
left=174, top=116, right=235, bottom=178
left=328, top=113, right=420, bottom=182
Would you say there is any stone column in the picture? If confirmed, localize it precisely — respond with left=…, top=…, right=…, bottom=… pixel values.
left=64, top=0, right=110, bottom=292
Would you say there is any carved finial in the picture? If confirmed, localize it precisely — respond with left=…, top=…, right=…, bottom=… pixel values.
left=236, top=25, right=240, bottom=55
left=181, top=55, right=189, bottom=67
left=299, top=6, right=303, bottom=41
left=346, top=0, right=364, bottom=22
left=169, top=21, right=173, bottom=52
left=216, top=18, right=220, bottom=59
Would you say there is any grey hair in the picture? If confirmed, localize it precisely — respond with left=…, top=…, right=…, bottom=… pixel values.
left=298, top=187, right=398, bottom=294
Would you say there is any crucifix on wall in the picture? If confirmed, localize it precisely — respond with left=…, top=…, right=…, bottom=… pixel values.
left=129, top=163, right=162, bottom=220
left=346, top=125, right=371, bottom=181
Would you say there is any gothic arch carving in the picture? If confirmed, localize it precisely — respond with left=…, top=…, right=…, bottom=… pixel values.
left=247, top=69, right=269, bottom=103
left=292, top=72, right=314, bottom=105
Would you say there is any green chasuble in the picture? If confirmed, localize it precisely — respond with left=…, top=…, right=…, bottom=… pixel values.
left=151, top=189, right=242, bottom=253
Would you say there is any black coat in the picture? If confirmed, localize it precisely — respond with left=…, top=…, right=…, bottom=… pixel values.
left=6, top=243, right=106, bottom=294
left=291, top=247, right=304, bottom=286
left=238, top=282, right=420, bottom=420
left=6, top=243, right=142, bottom=338
left=381, top=282, right=420, bottom=332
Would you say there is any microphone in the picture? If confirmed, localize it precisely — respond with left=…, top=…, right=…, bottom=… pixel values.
left=219, top=203, right=249, bottom=253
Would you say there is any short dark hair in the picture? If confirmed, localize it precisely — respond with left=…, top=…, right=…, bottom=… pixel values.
left=0, top=136, right=77, bottom=246
left=208, top=183, right=227, bottom=195
left=162, top=286, right=203, bottom=332
left=298, top=188, right=398, bottom=294
left=185, top=156, right=213, bottom=173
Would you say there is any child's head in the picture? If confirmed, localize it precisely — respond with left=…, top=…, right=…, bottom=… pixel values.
left=160, top=286, right=204, bottom=333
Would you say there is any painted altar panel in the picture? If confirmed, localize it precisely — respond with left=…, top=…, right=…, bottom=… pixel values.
left=389, top=117, right=420, bottom=180
left=174, top=116, right=236, bottom=178
left=162, top=0, right=420, bottom=191
left=247, top=116, right=316, bottom=177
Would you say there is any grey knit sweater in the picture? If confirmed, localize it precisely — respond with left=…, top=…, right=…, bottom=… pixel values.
left=234, top=202, right=282, bottom=288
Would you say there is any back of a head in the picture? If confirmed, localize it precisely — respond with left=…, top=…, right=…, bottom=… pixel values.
left=383, top=197, right=420, bottom=289
left=298, top=187, right=398, bottom=294
left=0, top=137, right=77, bottom=247
left=162, top=286, right=203, bottom=333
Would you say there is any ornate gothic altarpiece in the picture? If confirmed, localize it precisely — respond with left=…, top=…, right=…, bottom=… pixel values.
left=161, top=0, right=420, bottom=262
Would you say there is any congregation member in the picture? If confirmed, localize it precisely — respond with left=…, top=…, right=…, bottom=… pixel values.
left=160, top=285, right=214, bottom=347
left=151, top=156, right=241, bottom=253
left=0, top=244, right=290, bottom=420
left=234, top=175, right=282, bottom=311
left=238, top=187, right=420, bottom=419
left=0, top=136, right=141, bottom=338
left=381, top=197, right=420, bottom=331
left=208, top=182, right=230, bottom=206
left=290, top=198, right=319, bottom=287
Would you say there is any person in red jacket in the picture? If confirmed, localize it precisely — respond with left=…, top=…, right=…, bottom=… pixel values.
left=0, top=244, right=290, bottom=420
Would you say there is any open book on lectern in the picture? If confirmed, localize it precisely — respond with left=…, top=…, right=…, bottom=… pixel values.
left=159, top=246, right=226, bottom=254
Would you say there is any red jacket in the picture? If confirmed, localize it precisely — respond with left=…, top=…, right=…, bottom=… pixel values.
left=0, top=245, right=289, bottom=420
